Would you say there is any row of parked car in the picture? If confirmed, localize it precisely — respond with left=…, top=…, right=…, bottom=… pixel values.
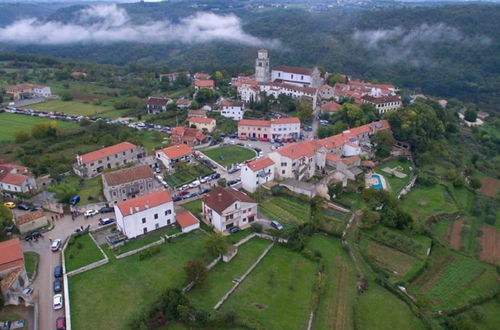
left=53, top=264, right=66, bottom=329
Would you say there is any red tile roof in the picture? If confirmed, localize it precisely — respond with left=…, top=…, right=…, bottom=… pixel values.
left=362, top=95, right=401, bottom=104
left=194, top=73, right=211, bottom=80
left=238, top=119, right=271, bottom=127
left=171, top=127, right=206, bottom=142
left=321, top=101, right=342, bottom=112
left=342, top=156, right=360, bottom=166
left=269, top=82, right=317, bottom=95
left=147, top=97, right=171, bottom=106
left=0, top=173, right=27, bottom=186
left=116, top=190, right=172, bottom=217
left=271, top=117, right=300, bottom=125
left=158, top=144, right=193, bottom=160
left=176, top=212, right=200, bottom=228
left=273, top=65, right=314, bottom=75
left=0, top=238, right=24, bottom=273
left=79, top=142, right=137, bottom=164
left=195, top=80, right=215, bottom=88
left=203, top=187, right=255, bottom=214
left=16, top=210, right=45, bottom=225
left=221, top=100, right=244, bottom=107
left=103, top=165, right=153, bottom=186
left=187, top=109, right=207, bottom=118
left=245, top=157, right=274, bottom=172
left=176, top=99, right=192, bottom=105
left=326, top=154, right=341, bottom=163
left=188, top=117, right=215, bottom=125
left=276, top=141, right=317, bottom=160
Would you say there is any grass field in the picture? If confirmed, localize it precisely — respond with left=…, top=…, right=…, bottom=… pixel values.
left=0, top=113, right=77, bottom=142
left=181, top=199, right=203, bottom=217
left=401, top=185, right=459, bottom=222
left=112, top=225, right=180, bottom=255
left=354, top=283, right=425, bottom=330
left=363, top=226, right=431, bottom=259
left=188, top=238, right=271, bottom=310
left=453, top=299, right=500, bottom=330
left=375, top=158, right=413, bottom=194
left=64, top=233, right=104, bottom=272
left=69, top=231, right=210, bottom=330
left=259, top=195, right=311, bottom=227
left=362, top=238, right=420, bottom=277
left=409, top=247, right=500, bottom=311
left=51, top=175, right=103, bottom=205
left=23, top=252, right=39, bottom=280
left=202, top=145, right=256, bottom=168
left=308, top=235, right=357, bottom=330
left=165, top=163, right=214, bottom=188
left=29, top=100, right=116, bottom=117
left=219, top=245, right=317, bottom=329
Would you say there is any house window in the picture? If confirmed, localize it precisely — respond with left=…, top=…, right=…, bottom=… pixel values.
left=123, top=152, right=126, bottom=156
left=154, top=214, right=158, bottom=219
left=291, top=74, right=294, bottom=79
left=165, top=210, right=171, bottom=215
left=142, top=218, right=146, bottom=224
left=167, top=219, right=171, bottom=225
left=281, top=162, right=287, bottom=166
left=282, top=170, right=285, bottom=175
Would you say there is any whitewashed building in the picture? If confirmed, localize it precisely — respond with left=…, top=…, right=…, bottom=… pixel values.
left=361, top=95, right=402, bottom=114
left=241, top=157, right=275, bottom=193
left=271, top=66, right=322, bottom=88
left=114, top=190, right=175, bottom=239
left=202, top=187, right=257, bottom=232
left=220, top=100, right=245, bottom=120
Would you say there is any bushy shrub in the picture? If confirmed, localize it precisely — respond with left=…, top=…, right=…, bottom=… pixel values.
left=138, top=245, right=162, bottom=261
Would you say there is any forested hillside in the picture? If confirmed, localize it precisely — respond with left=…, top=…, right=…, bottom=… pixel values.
left=0, top=2, right=499, bottom=110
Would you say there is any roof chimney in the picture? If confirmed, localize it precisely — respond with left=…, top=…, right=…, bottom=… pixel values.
left=129, top=207, right=133, bottom=214
left=135, top=206, right=140, bottom=212
left=218, top=193, right=222, bottom=202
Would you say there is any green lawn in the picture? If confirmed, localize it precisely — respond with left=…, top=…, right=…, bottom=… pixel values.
left=188, top=238, right=271, bottom=310
left=29, top=100, right=116, bottom=117
left=23, top=252, right=39, bottom=280
left=409, top=247, right=500, bottom=311
left=69, top=231, right=210, bottom=330
left=202, top=145, right=256, bottom=168
left=259, top=195, right=311, bottom=227
left=219, top=245, right=317, bottom=329
left=181, top=199, right=203, bottom=217
left=401, top=185, right=459, bottom=223
left=64, top=233, right=104, bottom=272
left=354, top=283, right=425, bottom=330
left=375, top=158, right=413, bottom=194
left=0, top=113, right=77, bottom=142
left=51, top=175, right=103, bottom=205
left=453, top=299, right=500, bottom=330
left=308, top=236, right=357, bottom=330
left=112, top=225, right=180, bottom=255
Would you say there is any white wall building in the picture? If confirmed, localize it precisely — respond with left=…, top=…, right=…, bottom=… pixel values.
left=271, top=66, right=322, bottom=88
left=32, top=85, right=51, bottom=98
left=241, top=157, right=275, bottom=193
left=114, top=190, right=175, bottom=239
left=202, top=187, right=257, bottom=233
left=220, top=100, right=245, bottom=120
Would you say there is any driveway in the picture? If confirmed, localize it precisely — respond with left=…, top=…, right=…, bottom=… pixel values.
left=19, top=211, right=102, bottom=330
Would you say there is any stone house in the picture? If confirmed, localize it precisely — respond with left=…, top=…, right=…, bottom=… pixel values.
left=15, top=210, right=49, bottom=234
left=188, top=117, right=216, bottom=133
left=102, top=165, right=160, bottom=203
left=0, top=238, right=31, bottom=306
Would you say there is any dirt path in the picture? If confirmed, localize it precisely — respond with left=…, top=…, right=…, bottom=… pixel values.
left=331, top=257, right=348, bottom=330
left=479, top=226, right=500, bottom=265
left=448, top=219, right=464, bottom=250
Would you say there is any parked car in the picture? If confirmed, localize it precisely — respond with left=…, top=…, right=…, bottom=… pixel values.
left=249, top=137, right=257, bottom=141
left=99, top=218, right=116, bottom=226
left=56, top=317, right=66, bottom=330
left=69, top=195, right=80, bottom=206
left=17, top=204, right=30, bottom=211
left=259, top=137, right=269, bottom=142
left=271, top=221, right=284, bottom=230
left=51, top=239, right=62, bottom=252
left=178, top=190, right=190, bottom=196
left=84, top=209, right=98, bottom=217
left=99, top=206, right=114, bottom=214
left=180, top=184, right=190, bottom=191
left=236, top=142, right=244, bottom=146
left=228, top=179, right=240, bottom=186
left=211, top=173, right=221, bottom=180
left=183, top=192, right=196, bottom=199
left=200, top=188, right=211, bottom=194
left=189, top=180, right=201, bottom=188
left=173, top=195, right=183, bottom=202
left=200, top=176, right=210, bottom=184
left=54, top=265, right=63, bottom=278
left=228, top=167, right=240, bottom=174
left=25, top=231, right=42, bottom=241
left=209, top=140, right=218, bottom=146
left=53, top=279, right=62, bottom=293
left=230, top=132, right=238, bottom=138
left=30, top=205, right=42, bottom=211
left=22, top=287, right=33, bottom=295
left=53, top=294, right=63, bottom=310
left=228, top=226, right=241, bottom=234
left=3, top=202, right=16, bottom=209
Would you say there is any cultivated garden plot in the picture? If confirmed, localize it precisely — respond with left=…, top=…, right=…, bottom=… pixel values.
left=219, top=245, right=317, bottom=330
left=478, top=226, right=500, bottom=265
left=69, top=231, right=210, bottom=330
left=201, top=145, right=256, bottom=168
left=401, top=185, right=459, bottom=222
left=165, top=162, right=214, bottom=188
left=361, top=239, right=420, bottom=277
left=64, top=233, right=105, bottom=273
left=408, top=247, right=500, bottom=311
left=258, top=195, right=311, bottom=227
left=188, top=238, right=271, bottom=310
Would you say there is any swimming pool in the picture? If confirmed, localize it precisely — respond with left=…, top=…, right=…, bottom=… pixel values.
left=371, top=174, right=383, bottom=190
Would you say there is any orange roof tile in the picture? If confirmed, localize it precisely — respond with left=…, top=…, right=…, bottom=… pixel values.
left=158, top=144, right=193, bottom=159
left=276, top=141, right=316, bottom=160
left=238, top=119, right=271, bottom=127
left=116, top=190, right=172, bottom=217
left=203, top=187, right=255, bottom=214
left=176, top=212, right=200, bottom=228
left=79, top=142, right=137, bottom=164
left=271, top=117, right=300, bottom=125
left=0, top=238, right=24, bottom=272
left=326, top=154, right=341, bottom=163
left=245, top=157, right=274, bottom=172
left=188, top=117, right=215, bottom=125
left=221, top=100, right=244, bottom=107
left=195, top=80, right=215, bottom=88
left=0, top=173, right=27, bottom=186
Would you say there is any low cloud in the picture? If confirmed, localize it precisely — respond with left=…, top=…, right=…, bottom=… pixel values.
left=352, top=23, right=491, bottom=66
left=0, top=4, right=281, bottom=48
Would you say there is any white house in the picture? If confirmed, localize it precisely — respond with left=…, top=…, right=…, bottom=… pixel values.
left=114, top=190, right=175, bottom=239
left=237, top=117, right=301, bottom=141
left=241, top=157, right=275, bottom=193
left=176, top=212, right=200, bottom=233
left=238, top=84, right=260, bottom=103
left=361, top=95, right=402, bottom=114
left=202, top=187, right=257, bottom=233
left=268, top=140, right=324, bottom=181
left=0, top=164, right=37, bottom=194
left=271, top=66, right=322, bottom=87
left=220, top=100, right=245, bottom=120
left=155, top=144, right=194, bottom=170
left=32, top=85, right=51, bottom=98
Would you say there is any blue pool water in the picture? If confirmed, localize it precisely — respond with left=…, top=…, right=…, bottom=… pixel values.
left=371, top=174, right=383, bottom=190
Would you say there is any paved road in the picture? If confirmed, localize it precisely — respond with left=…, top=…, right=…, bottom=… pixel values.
left=18, top=210, right=102, bottom=330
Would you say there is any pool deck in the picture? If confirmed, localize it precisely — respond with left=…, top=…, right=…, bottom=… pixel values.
left=365, top=172, right=388, bottom=190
